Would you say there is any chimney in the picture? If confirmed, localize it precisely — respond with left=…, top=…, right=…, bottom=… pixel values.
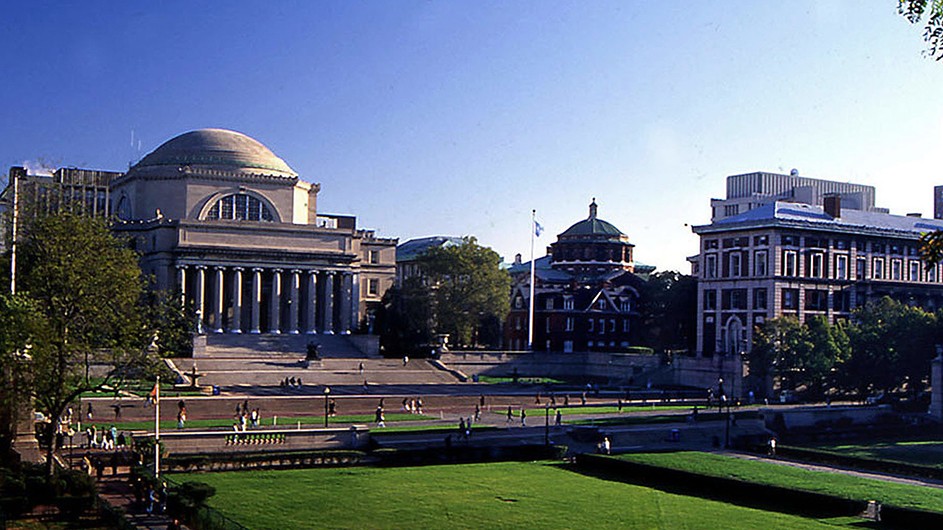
left=823, top=194, right=841, bottom=218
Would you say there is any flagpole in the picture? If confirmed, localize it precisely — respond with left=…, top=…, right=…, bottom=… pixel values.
left=154, top=376, right=160, bottom=478
left=528, top=209, right=536, bottom=351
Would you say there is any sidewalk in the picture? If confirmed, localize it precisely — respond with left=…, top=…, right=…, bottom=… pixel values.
left=97, top=472, right=186, bottom=530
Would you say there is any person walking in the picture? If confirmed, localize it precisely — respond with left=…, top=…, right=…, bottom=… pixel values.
left=520, top=408, right=527, bottom=427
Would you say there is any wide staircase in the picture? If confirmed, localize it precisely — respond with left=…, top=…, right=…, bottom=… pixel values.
left=198, top=333, right=368, bottom=358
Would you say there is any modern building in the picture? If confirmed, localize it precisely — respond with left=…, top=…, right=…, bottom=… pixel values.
left=505, top=200, right=649, bottom=352
left=4, top=129, right=397, bottom=336
left=710, top=170, right=887, bottom=222
left=691, top=190, right=943, bottom=357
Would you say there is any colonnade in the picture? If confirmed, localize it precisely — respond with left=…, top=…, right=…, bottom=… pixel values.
left=176, top=264, right=359, bottom=335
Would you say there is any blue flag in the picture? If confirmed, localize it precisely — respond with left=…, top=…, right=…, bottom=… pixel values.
left=535, top=221, right=544, bottom=237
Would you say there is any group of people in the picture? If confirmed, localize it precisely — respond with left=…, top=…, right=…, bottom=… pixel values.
left=280, top=376, right=304, bottom=389
left=234, top=400, right=261, bottom=431
left=401, top=397, right=424, bottom=415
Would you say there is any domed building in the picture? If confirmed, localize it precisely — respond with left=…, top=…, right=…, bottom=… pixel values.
left=109, top=129, right=396, bottom=338
left=505, top=200, right=651, bottom=353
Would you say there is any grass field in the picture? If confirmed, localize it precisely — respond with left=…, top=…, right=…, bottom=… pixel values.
left=618, top=452, right=943, bottom=512
left=811, top=440, right=943, bottom=468
left=178, top=461, right=871, bottom=529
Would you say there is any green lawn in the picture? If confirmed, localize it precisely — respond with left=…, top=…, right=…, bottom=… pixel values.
left=618, top=452, right=943, bottom=512
left=178, top=461, right=870, bottom=529
left=811, top=440, right=943, bottom=468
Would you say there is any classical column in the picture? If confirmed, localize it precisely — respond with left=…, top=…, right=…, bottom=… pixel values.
left=322, top=271, right=335, bottom=334
left=250, top=268, right=262, bottom=334
left=269, top=269, right=282, bottom=334
left=305, top=270, right=318, bottom=334
left=288, top=270, right=301, bottom=334
left=230, top=267, right=243, bottom=333
left=339, top=272, right=352, bottom=334
left=194, top=266, right=206, bottom=333
left=176, top=265, right=187, bottom=305
left=350, top=272, right=361, bottom=333
left=213, top=266, right=225, bottom=333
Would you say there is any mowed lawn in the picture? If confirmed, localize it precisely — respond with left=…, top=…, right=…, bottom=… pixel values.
left=180, top=461, right=869, bottom=529
left=618, top=452, right=943, bottom=512
left=812, top=440, right=943, bottom=468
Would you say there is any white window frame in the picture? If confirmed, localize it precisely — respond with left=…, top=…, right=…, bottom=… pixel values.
left=706, top=254, right=717, bottom=279
left=909, top=261, right=921, bottom=282
left=809, top=252, right=824, bottom=278
left=783, top=250, right=797, bottom=277
left=873, top=258, right=885, bottom=280
left=754, top=250, right=767, bottom=277
left=835, top=255, right=848, bottom=280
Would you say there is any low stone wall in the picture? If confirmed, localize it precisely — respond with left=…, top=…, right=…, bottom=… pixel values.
left=438, top=351, right=663, bottom=382
left=137, top=425, right=370, bottom=458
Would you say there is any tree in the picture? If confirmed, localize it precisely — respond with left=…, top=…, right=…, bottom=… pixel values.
left=844, top=296, right=938, bottom=396
left=375, top=277, right=436, bottom=356
left=637, top=271, right=697, bottom=353
left=17, top=212, right=153, bottom=475
left=899, top=0, right=943, bottom=60
left=0, top=294, right=45, bottom=457
left=416, top=237, right=510, bottom=348
left=145, top=289, right=195, bottom=358
left=748, top=316, right=849, bottom=399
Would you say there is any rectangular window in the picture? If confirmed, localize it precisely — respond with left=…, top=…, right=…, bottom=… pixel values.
left=892, top=259, right=902, bottom=281
left=753, top=288, right=767, bottom=310
left=805, top=290, right=828, bottom=311
left=783, top=250, right=797, bottom=276
left=704, top=290, right=717, bottom=310
left=622, top=319, right=629, bottom=332
left=565, top=317, right=574, bottom=331
left=598, top=319, right=605, bottom=335
left=545, top=298, right=554, bottom=310
left=835, top=255, right=848, bottom=280
left=369, top=250, right=380, bottom=264
left=729, top=253, right=741, bottom=277
left=930, top=266, right=938, bottom=283
left=588, top=319, right=594, bottom=332
left=809, top=252, right=824, bottom=278
left=909, top=261, right=921, bottom=282
left=609, top=319, right=616, bottom=332
left=834, top=290, right=851, bottom=312
left=782, top=235, right=799, bottom=246
left=705, top=255, right=717, bottom=278
left=367, top=278, right=379, bottom=296
left=873, top=258, right=885, bottom=280
left=856, top=257, right=866, bottom=280
left=782, top=289, right=799, bottom=310
left=753, top=235, right=769, bottom=246
left=754, top=251, right=767, bottom=277
left=722, top=289, right=747, bottom=310
left=545, top=318, right=551, bottom=333
left=564, top=297, right=574, bottom=310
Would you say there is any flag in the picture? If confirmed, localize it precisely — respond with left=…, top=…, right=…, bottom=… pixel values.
left=149, top=382, right=159, bottom=403
left=534, top=220, right=544, bottom=237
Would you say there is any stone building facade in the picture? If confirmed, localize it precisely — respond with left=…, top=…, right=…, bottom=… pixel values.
left=691, top=195, right=943, bottom=356
left=4, top=129, right=396, bottom=336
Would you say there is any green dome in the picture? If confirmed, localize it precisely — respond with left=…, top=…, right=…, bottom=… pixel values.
left=559, top=200, right=626, bottom=239
left=132, top=129, right=297, bottom=177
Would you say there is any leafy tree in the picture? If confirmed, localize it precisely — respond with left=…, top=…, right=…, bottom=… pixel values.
left=0, top=294, right=45, bottom=457
left=375, top=277, right=436, bottom=356
left=637, top=271, right=697, bottom=353
left=145, top=289, right=194, bottom=358
left=417, top=237, right=510, bottom=348
left=748, top=316, right=849, bottom=399
left=899, top=0, right=943, bottom=60
left=844, top=296, right=938, bottom=396
left=17, top=212, right=153, bottom=475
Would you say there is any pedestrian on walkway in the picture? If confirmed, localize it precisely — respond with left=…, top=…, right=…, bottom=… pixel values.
left=520, top=408, right=527, bottom=427
left=87, top=403, right=94, bottom=421
left=474, top=403, right=481, bottom=422
left=555, top=409, right=562, bottom=426
left=506, top=405, right=513, bottom=426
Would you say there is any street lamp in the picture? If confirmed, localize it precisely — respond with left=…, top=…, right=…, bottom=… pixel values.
left=544, top=402, right=550, bottom=446
left=323, top=387, right=331, bottom=428
left=718, top=377, right=731, bottom=448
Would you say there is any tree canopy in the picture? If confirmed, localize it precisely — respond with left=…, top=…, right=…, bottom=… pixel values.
left=636, top=271, right=697, bottom=353
left=8, top=211, right=156, bottom=473
left=899, top=0, right=943, bottom=60
left=377, top=237, right=510, bottom=353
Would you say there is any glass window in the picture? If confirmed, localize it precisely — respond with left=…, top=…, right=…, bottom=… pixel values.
left=909, top=261, right=921, bottom=282
left=754, top=251, right=767, bottom=276
left=704, top=290, right=717, bottom=310
left=809, top=253, right=824, bottom=278
left=783, top=251, right=797, bottom=277
left=753, top=288, right=767, bottom=310
left=873, top=258, right=885, bottom=280
left=835, top=255, right=848, bottom=280
left=729, top=253, right=741, bottom=277
left=206, top=193, right=273, bottom=221
left=856, top=257, right=866, bottom=280
left=782, top=289, right=799, bottom=310
left=892, top=259, right=902, bottom=281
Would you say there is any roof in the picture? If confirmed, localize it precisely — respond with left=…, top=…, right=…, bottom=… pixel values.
left=396, top=236, right=464, bottom=262
left=693, top=201, right=943, bottom=238
left=558, top=199, right=627, bottom=239
left=130, top=129, right=297, bottom=177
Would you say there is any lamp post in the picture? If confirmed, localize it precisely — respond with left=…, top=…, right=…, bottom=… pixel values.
left=544, top=402, right=550, bottom=446
left=719, top=377, right=730, bottom=448
left=323, top=387, right=331, bottom=428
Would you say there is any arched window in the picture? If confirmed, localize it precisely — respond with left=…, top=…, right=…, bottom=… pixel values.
left=115, top=195, right=131, bottom=221
left=205, top=193, right=274, bottom=221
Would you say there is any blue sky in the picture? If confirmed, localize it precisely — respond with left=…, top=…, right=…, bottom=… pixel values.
left=3, top=1, right=943, bottom=271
